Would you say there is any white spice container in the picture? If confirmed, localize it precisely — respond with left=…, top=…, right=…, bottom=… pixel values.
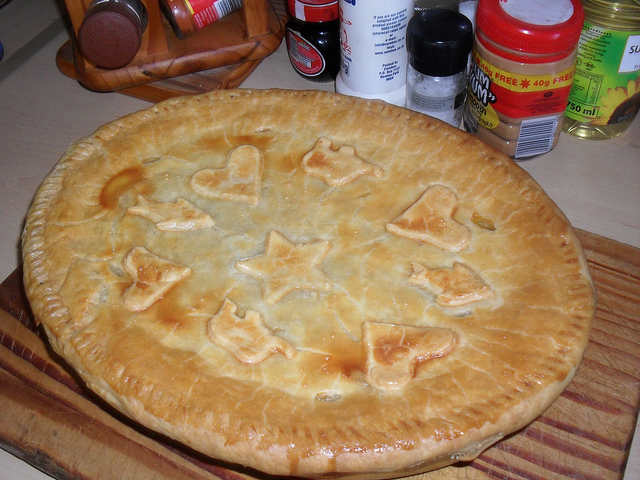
left=405, top=9, right=473, bottom=127
left=336, top=0, right=413, bottom=106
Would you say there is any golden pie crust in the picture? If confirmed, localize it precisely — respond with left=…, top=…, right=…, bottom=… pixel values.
left=22, top=89, right=595, bottom=478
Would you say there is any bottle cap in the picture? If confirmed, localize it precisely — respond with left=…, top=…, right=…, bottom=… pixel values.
left=407, top=9, right=473, bottom=77
left=78, top=0, right=147, bottom=69
left=476, top=0, right=584, bottom=61
left=287, top=0, right=339, bottom=23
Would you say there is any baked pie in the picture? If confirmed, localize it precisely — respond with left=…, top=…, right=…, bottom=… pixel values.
left=22, top=89, right=595, bottom=478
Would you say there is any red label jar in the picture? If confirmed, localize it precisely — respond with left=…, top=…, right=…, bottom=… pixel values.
left=463, top=0, right=584, bottom=159
left=160, top=0, right=242, bottom=39
left=285, top=0, right=340, bottom=82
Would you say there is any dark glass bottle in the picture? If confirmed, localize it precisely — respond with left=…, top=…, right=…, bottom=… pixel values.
left=285, top=0, right=340, bottom=82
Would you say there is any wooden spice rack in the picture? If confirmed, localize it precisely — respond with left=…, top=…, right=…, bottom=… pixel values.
left=56, top=0, right=285, bottom=100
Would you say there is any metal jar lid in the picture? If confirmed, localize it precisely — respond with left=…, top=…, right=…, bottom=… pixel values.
left=78, top=0, right=148, bottom=70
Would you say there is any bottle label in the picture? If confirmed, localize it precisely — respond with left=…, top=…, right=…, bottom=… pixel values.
left=184, top=0, right=242, bottom=30
left=286, top=29, right=325, bottom=77
left=465, top=49, right=572, bottom=158
left=466, top=49, right=575, bottom=128
left=338, top=1, right=412, bottom=94
left=565, top=22, right=640, bottom=126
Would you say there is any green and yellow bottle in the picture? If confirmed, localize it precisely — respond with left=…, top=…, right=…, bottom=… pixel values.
left=563, top=0, right=640, bottom=139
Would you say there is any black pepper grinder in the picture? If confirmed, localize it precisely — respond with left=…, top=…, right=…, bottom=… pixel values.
left=285, top=0, right=340, bottom=82
left=405, top=9, right=473, bottom=127
left=77, top=0, right=148, bottom=70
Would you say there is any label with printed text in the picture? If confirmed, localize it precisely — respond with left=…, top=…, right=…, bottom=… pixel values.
left=466, top=49, right=575, bottom=129
left=184, top=0, right=241, bottom=29
left=565, top=22, right=640, bottom=126
left=287, top=29, right=325, bottom=77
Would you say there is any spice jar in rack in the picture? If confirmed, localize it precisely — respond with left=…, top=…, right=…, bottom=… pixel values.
left=463, top=0, right=584, bottom=159
left=405, top=9, right=473, bottom=127
left=563, top=0, right=640, bottom=140
left=285, top=0, right=340, bottom=82
left=160, top=0, right=242, bottom=39
left=77, top=0, right=148, bottom=69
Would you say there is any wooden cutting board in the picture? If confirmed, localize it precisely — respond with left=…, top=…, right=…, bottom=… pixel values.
left=1, top=229, right=638, bottom=480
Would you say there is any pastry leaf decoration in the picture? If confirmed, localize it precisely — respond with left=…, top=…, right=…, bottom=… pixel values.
left=127, top=196, right=215, bottom=231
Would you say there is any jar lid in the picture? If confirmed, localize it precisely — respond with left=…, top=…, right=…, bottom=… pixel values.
left=407, top=9, right=473, bottom=77
left=287, top=0, right=339, bottom=22
left=78, top=0, right=146, bottom=69
left=476, top=0, right=584, bottom=57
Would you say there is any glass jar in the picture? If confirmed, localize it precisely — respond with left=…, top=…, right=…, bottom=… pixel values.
left=285, top=0, right=340, bottom=82
left=160, top=0, right=242, bottom=39
left=78, top=0, right=148, bottom=69
left=563, top=0, right=640, bottom=140
left=405, top=9, right=473, bottom=127
left=463, top=0, right=584, bottom=159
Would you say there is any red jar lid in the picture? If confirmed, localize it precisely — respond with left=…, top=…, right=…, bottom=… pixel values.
left=476, top=0, right=584, bottom=61
left=287, top=0, right=339, bottom=22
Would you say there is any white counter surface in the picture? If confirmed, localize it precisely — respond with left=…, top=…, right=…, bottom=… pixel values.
left=0, top=4, right=638, bottom=480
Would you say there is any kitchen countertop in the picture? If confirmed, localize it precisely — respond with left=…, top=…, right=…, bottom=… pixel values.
left=0, top=4, right=638, bottom=480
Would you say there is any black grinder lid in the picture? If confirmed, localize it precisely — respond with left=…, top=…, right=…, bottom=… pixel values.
left=407, top=8, right=473, bottom=77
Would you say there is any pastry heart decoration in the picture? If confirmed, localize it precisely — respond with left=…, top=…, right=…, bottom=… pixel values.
left=190, top=144, right=264, bottom=204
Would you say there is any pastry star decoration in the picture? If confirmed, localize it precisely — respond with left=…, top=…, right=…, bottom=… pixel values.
left=236, top=230, right=332, bottom=305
